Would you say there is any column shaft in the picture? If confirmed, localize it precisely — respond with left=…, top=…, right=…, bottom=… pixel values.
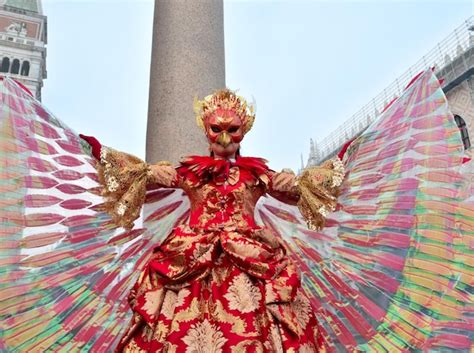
left=146, top=0, right=225, bottom=164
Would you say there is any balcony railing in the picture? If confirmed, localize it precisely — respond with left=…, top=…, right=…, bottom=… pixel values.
left=312, top=16, right=474, bottom=165
left=0, top=32, right=43, bottom=47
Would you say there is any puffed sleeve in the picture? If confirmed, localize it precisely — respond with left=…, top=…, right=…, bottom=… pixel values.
left=267, top=169, right=300, bottom=205
left=296, top=156, right=345, bottom=230
left=267, top=156, right=345, bottom=230
left=97, top=146, right=178, bottom=229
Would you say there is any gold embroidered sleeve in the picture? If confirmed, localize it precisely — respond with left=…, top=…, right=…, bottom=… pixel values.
left=296, top=156, right=345, bottom=230
left=268, top=169, right=300, bottom=205
left=97, top=147, right=177, bottom=229
left=148, top=163, right=178, bottom=188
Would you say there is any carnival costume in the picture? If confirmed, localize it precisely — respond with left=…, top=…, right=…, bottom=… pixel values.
left=0, top=71, right=472, bottom=352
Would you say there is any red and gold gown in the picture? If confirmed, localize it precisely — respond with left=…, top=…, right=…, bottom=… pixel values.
left=117, top=156, right=326, bottom=352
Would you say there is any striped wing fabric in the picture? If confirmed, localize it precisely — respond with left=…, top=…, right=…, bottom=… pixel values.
left=257, top=70, right=473, bottom=352
left=0, top=78, right=188, bottom=352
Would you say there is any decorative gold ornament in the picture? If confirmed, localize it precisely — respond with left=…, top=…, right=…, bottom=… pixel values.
left=194, top=89, right=255, bottom=135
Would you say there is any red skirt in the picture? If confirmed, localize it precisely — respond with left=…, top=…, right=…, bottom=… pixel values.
left=117, top=225, right=324, bottom=352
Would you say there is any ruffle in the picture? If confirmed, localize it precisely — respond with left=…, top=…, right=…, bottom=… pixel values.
left=178, top=155, right=270, bottom=187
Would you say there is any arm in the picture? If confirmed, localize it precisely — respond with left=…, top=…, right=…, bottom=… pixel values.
left=80, top=134, right=179, bottom=187
left=81, top=134, right=179, bottom=229
left=267, top=169, right=300, bottom=205
left=268, top=157, right=345, bottom=230
left=99, top=147, right=180, bottom=229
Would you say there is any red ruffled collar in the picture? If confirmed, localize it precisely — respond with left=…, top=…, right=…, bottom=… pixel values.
left=177, top=155, right=269, bottom=186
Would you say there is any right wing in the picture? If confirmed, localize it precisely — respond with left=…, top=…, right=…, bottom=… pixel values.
left=256, top=70, right=473, bottom=352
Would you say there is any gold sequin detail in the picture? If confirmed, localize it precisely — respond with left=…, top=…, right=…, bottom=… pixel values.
left=96, top=147, right=175, bottom=229
left=296, top=156, right=345, bottom=230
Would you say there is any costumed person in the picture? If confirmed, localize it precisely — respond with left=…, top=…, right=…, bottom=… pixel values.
left=0, top=70, right=472, bottom=353
left=99, top=89, right=341, bottom=352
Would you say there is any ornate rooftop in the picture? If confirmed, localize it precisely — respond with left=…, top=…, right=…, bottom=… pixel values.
left=2, top=0, right=41, bottom=14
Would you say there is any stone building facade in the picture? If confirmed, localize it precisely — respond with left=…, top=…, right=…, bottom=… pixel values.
left=0, top=0, right=47, bottom=100
left=440, top=44, right=474, bottom=152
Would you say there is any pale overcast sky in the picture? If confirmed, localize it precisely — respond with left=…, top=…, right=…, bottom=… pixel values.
left=41, top=0, right=472, bottom=171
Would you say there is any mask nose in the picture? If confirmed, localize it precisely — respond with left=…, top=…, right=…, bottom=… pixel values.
left=216, top=132, right=231, bottom=147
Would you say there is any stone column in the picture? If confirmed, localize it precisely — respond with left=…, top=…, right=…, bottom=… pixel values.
left=146, top=0, right=225, bottom=164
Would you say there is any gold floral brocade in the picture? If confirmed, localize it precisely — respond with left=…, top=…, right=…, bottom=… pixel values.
left=105, top=154, right=336, bottom=352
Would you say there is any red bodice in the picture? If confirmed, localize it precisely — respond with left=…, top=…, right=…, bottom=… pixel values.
left=177, top=155, right=270, bottom=231
left=118, top=155, right=322, bottom=352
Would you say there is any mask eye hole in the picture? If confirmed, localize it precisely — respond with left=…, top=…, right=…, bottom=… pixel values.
left=228, top=126, right=239, bottom=133
left=211, top=126, right=221, bottom=133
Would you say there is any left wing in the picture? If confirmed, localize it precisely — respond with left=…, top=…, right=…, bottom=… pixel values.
left=0, top=78, right=188, bottom=352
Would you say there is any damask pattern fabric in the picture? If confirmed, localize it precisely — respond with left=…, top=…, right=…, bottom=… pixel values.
left=116, top=156, right=332, bottom=352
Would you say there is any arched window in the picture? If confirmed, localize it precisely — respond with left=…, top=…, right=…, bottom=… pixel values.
left=10, top=59, right=20, bottom=74
left=454, top=115, right=471, bottom=150
left=0, top=57, right=10, bottom=73
left=20, top=60, right=30, bottom=76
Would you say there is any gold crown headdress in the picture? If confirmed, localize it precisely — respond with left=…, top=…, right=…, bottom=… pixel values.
left=194, top=89, right=255, bottom=135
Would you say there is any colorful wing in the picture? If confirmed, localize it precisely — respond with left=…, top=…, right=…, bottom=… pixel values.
left=0, top=78, right=189, bottom=352
left=256, top=70, right=473, bottom=352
